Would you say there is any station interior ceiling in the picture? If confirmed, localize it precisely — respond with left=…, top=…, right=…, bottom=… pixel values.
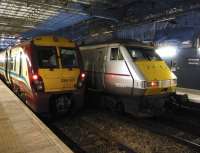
left=0, top=0, right=200, bottom=48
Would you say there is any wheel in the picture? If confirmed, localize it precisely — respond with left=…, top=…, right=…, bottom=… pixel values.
left=51, top=95, right=72, bottom=117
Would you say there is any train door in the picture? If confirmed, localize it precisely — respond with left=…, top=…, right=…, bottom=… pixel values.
left=19, top=52, right=23, bottom=78
left=5, top=51, right=9, bottom=81
left=7, top=49, right=12, bottom=84
left=94, top=48, right=106, bottom=90
left=105, top=46, right=132, bottom=95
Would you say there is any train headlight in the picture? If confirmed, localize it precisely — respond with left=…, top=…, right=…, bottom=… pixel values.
left=148, top=81, right=159, bottom=88
left=32, top=74, right=44, bottom=92
left=141, top=81, right=159, bottom=89
left=155, top=46, right=177, bottom=58
left=77, top=71, right=86, bottom=89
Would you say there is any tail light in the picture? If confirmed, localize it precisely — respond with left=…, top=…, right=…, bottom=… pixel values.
left=80, top=72, right=86, bottom=81
left=77, top=71, right=86, bottom=88
left=32, top=74, right=38, bottom=80
left=32, top=74, right=44, bottom=92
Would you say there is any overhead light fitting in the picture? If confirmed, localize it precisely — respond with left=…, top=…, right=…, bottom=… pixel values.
left=0, top=22, right=8, bottom=25
left=155, top=46, right=177, bottom=58
left=23, top=25, right=35, bottom=28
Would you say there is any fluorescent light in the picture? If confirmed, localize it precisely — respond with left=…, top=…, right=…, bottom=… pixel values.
left=103, top=31, right=113, bottom=34
left=23, top=25, right=35, bottom=28
left=91, top=33, right=99, bottom=37
left=156, top=46, right=177, bottom=58
left=0, top=22, right=8, bottom=25
left=197, top=47, right=200, bottom=53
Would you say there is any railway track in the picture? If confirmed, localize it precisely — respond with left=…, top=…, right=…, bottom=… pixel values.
left=81, top=109, right=200, bottom=153
left=140, top=117, right=200, bottom=152
left=152, top=108, right=200, bottom=151
left=42, top=106, right=200, bottom=153
left=46, top=115, right=137, bottom=153
left=47, top=123, right=87, bottom=153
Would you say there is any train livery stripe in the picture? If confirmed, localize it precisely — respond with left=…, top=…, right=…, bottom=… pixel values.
left=86, top=70, right=130, bottom=77
left=105, top=72, right=130, bottom=77
left=0, top=67, right=30, bottom=88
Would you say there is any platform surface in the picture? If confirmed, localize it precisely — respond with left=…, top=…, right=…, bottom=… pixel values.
left=0, top=80, right=73, bottom=153
left=177, top=87, right=200, bottom=104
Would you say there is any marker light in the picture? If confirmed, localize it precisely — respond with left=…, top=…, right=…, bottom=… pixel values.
left=79, top=72, right=86, bottom=81
left=147, top=81, right=159, bottom=88
left=150, top=81, right=158, bottom=87
left=81, top=73, right=86, bottom=79
left=32, top=74, right=38, bottom=80
left=32, top=74, right=44, bottom=92
left=77, top=72, right=86, bottom=88
left=155, top=46, right=177, bottom=58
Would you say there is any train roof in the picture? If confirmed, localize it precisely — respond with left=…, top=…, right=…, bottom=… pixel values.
left=80, top=39, right=154, bottom=49
left=8, top=36, right=76, bottom=49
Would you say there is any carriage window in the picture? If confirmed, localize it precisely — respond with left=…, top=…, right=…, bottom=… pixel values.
left=13, top=57, right=16, bottom=71
left=19, top=52, right=23, bottom=76
left=0, top=56, right=5, bottom=67
left=60, top=48, right=78, bottom=68
left=110, top=48, right=124, bottom=60
left=9, top=57, right=14, bottom=70
left=36, top=46, right=58, bottom=68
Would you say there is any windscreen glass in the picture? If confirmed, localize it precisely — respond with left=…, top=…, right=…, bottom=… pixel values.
left=126, top=46, right=161, bottom=61
left=36, top=46, right=58, bottom=68
left=59, top=48, right=78, bottom=68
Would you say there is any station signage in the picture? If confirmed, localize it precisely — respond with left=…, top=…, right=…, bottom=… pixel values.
left=187, top=58, right=200, bottom=66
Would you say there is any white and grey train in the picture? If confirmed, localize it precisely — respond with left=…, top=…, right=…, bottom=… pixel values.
left=80, top=40, right=178, bottom=115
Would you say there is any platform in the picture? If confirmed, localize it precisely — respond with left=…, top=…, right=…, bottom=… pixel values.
left=0, top=80, right=73, bottom=153
left=177, top=87, right=200, bottom=104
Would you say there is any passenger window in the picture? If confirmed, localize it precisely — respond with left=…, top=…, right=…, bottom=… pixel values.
left=110, top=48, right=124, bottom=60
left=19, top=52, right=22, bottom=76
left=9, top=57, right=14, bottom=70
left=13, top=57, right=16, bottom=71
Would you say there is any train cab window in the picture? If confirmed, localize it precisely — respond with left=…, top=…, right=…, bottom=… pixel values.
left=35, top=46, right=58, bottom=68
left=110, top=48, right=124, bottom=60
left=126, top=46, right=161, bottom=61
left=59, top=48, right=78, bottom=68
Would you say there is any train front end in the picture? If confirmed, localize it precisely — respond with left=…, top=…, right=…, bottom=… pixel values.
left=29, top=36, right=85, bottom=116
left=126, top=45, right=177, bottom=114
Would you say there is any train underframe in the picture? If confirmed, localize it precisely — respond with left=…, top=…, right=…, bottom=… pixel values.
left=11, top=80, right=85, bottom=117
left=86, top=90, right=188, bottom=117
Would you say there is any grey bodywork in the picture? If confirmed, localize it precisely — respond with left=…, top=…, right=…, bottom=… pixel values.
left=80, top=43, right=146, bottom=96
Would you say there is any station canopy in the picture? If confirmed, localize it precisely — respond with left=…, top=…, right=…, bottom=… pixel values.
left=0, top=0, right=200, bottom=49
